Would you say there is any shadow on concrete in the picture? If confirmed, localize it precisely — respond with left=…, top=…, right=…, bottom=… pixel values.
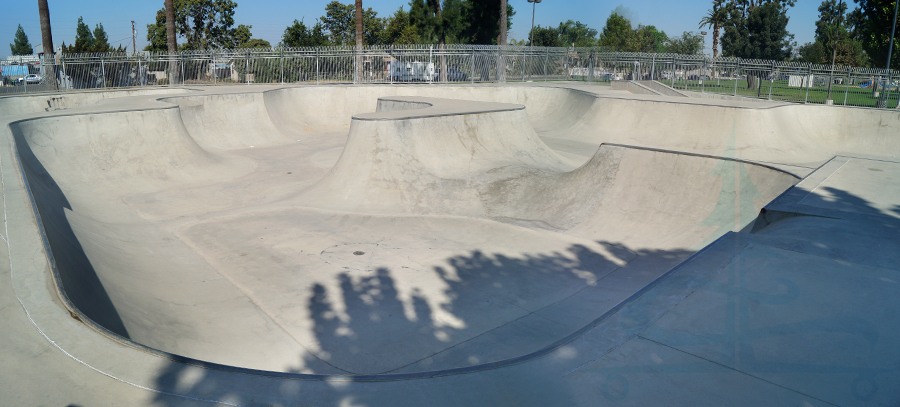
left=142, top=184, right=900, bottom=406
left=145, top=242, right=696, bottom=406
left=11, top=128, right=130, bottom=338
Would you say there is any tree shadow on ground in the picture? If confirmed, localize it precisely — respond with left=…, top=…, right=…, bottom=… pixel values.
left=147, top=241, right=697, bottom=407
left=144, top=185, right=900, bottom=407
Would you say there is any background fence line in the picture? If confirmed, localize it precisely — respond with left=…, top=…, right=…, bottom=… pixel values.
left=1, top=44, right=897, bottom=108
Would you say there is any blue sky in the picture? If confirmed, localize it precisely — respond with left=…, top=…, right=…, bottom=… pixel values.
left=2, top=0, right=823, bottom=58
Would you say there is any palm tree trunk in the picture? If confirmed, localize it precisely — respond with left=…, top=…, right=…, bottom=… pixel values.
left=165, top=0, right=178, bottom=85
left=712, top=23, right=719, bottom=59
left=498, top=0, right=507, bottom=82
left=498, top=0, right=507, bottom=45
left=38, top=0, right=58, bottom=90
left=355, top=0, right=363, bottom=83
left=437, top=1, right=447, bottom=83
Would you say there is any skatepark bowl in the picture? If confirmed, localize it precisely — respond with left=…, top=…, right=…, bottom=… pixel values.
left=2, top=82, right=900, bottom=406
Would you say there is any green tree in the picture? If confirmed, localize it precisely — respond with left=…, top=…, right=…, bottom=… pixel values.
left=230, top=24, right=252, bottom=47
left=557, top=20, right=598, bottom=48
left=528, top=25, right=561, bottom=47
left=459, top=0, right=514, bottom=45
left=666, top=31, right=705, bottom=54
left=630, top=25, right=668, bottom=52
left=798, top=0, right=867, bottom=66
left=796, top=40, right=830, bottom=62
left=381, top=7, right=419, bottom=44
left=699, top=0, right=728, bottom=57
left=722, top=1, right=794, bottom=59
left=92, top=23, right=111, bottom=52
left=320, top=1, right=384, bottom=45
left=281, top=19, right=330, bottom=47
left=237, top=38, right=271, bottom=48
left=174, top=0, right=238, bottom=50
left=73, top=16, right=94, bottom=52
left=853, top=0, right=899, bottom=69
left=10, top=24, right=32, bottom=55
left=145, top=9, right=169, bottom=51
left=598, top=12, right=632, bottom=50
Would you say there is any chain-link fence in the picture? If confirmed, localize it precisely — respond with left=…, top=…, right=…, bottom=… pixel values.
left=1, top=45, right=897, bottom=109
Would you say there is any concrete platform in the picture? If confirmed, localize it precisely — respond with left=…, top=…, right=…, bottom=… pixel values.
left=1, top=82, right=898, bottom=406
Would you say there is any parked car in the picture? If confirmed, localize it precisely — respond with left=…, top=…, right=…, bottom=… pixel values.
left=17, top=74, right=42, bottom=85
left=600, top=73, right=623, bottom=81
left=435, top=67, right=468, bottom=82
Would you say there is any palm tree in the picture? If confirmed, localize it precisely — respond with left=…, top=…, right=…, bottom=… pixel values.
left=428, top=0, right=448, bottom=82
left=165, top=0, right=178, bottom=84
left=498, top=0, right=507, bottom=45
left=38, top=0, right=57, bottom=89
left=355, top=0, right=363, bottom=82
left=699, top=0, right=728, bottom=58
left=498, top=0, right=507, bottom=82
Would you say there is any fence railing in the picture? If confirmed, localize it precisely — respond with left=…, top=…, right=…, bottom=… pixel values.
left=1, top=44, right=897, bottom=108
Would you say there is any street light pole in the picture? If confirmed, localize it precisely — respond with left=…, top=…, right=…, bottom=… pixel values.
left=826, top=0, right=845, bottom=105
left=528, top=0, right=541, bottom=46
left=877, top=0, right=898, bottom=108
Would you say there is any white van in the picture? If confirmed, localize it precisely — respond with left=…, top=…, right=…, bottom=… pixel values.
left=389, top=61, right=435, bottom=82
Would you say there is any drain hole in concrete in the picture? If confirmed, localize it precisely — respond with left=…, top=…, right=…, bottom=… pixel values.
left=353, top=251, right=365, bottom=256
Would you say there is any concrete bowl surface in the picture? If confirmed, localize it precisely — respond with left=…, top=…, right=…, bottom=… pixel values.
left=2, top=83, right=899, bottom=406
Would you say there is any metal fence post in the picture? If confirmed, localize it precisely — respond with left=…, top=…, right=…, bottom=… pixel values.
left=671, top=58, right=676, bottom=88
left=316, top=49, right=320, bottom=84
left=543, top=48, right=548, bottom=81
left=804, top=64, right=811, bottom=104
left=101, top=57, right=107, bottom=89
left=843, top=67, right=851, bottom=105
left=650, top=54, right=655, bottom=80
left=180, top=54, right=185, bottom=86
left=588, top=51, right=594, bottom=82
left=280, top=49, right=284, bottom=84
left=701, top=60, right=706, bottom=93
left=522, top=47, right=527, bottom=82
left=767, top=62, right=775, bottom=100
left=471, top=49, right=475, bottom=83
left=734, top=62, right=739, bottom=96
left=61, top=55, right=68, bottom=91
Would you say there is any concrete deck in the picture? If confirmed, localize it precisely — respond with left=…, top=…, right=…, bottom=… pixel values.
left=1, top=82, right=898, bottom=406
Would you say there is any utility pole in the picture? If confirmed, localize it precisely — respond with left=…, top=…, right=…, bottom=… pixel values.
left=528, top=0, right=541, bottom=46
left=876, top=0, right=898, bottom=108
left=825, top=0, right=844, bottom=105
left=131, top=21, right=136, bottom=55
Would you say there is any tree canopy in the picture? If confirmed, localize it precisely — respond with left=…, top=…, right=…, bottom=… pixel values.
left=62, top=17, right=123, bottom=53
left=853, top=0, right=900, bottom=69
left=721, top=1, right=794, bottom=59
left=796, top=0, right=868, bottom=67
left=281, top=19, right=329, bottom=48
left=666, top=31, right=705, bottom=55
left=10, top=24, right=32, bottom=55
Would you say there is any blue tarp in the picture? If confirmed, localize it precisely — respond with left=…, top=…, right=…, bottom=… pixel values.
left=0, top=65, right=28, bottom=76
